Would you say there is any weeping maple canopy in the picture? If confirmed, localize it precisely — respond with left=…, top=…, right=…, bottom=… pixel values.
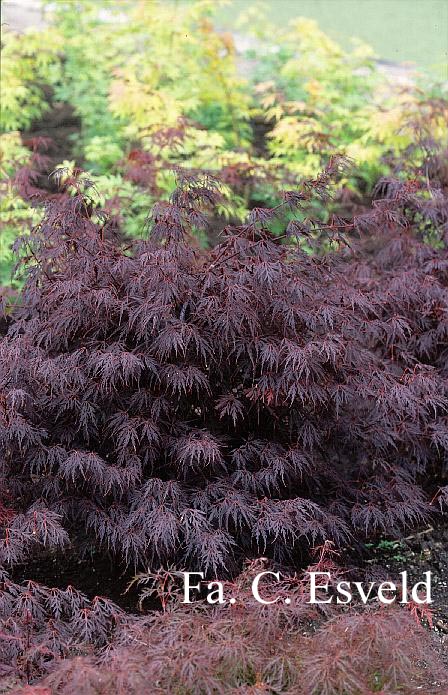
left=1, top=160, right=447, bottom=576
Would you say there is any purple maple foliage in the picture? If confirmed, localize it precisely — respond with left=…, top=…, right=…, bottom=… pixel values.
left=1, top=158, right=446, bottom=579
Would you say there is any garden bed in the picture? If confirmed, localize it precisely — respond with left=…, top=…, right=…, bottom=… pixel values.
left=1, top=2, right=447, bottom=693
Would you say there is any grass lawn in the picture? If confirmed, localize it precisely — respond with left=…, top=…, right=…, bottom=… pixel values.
left=219, top=0, right=448, bottom=74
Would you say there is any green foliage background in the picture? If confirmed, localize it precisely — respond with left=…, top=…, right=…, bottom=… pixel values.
left=1, top=0, right=447, bottom=288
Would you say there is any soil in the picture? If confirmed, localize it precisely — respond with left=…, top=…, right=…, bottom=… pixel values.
left=12, top=546, right=141, bottom=613
left=369, top=524, right=448, bottom=624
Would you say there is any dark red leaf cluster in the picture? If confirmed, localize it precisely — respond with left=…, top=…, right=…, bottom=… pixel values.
left=1, top=161, right=446, bottom=579
left=1, top=157, right=447, bottom=693
left=0, top=569, right=123, bottom=684
left=3, top=557, right=447, bottom=692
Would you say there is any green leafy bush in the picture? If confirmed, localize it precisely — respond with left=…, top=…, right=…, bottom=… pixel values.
left=1, top=0, right=447, bottom=290
left=240, top=12, right=448, bottom=191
